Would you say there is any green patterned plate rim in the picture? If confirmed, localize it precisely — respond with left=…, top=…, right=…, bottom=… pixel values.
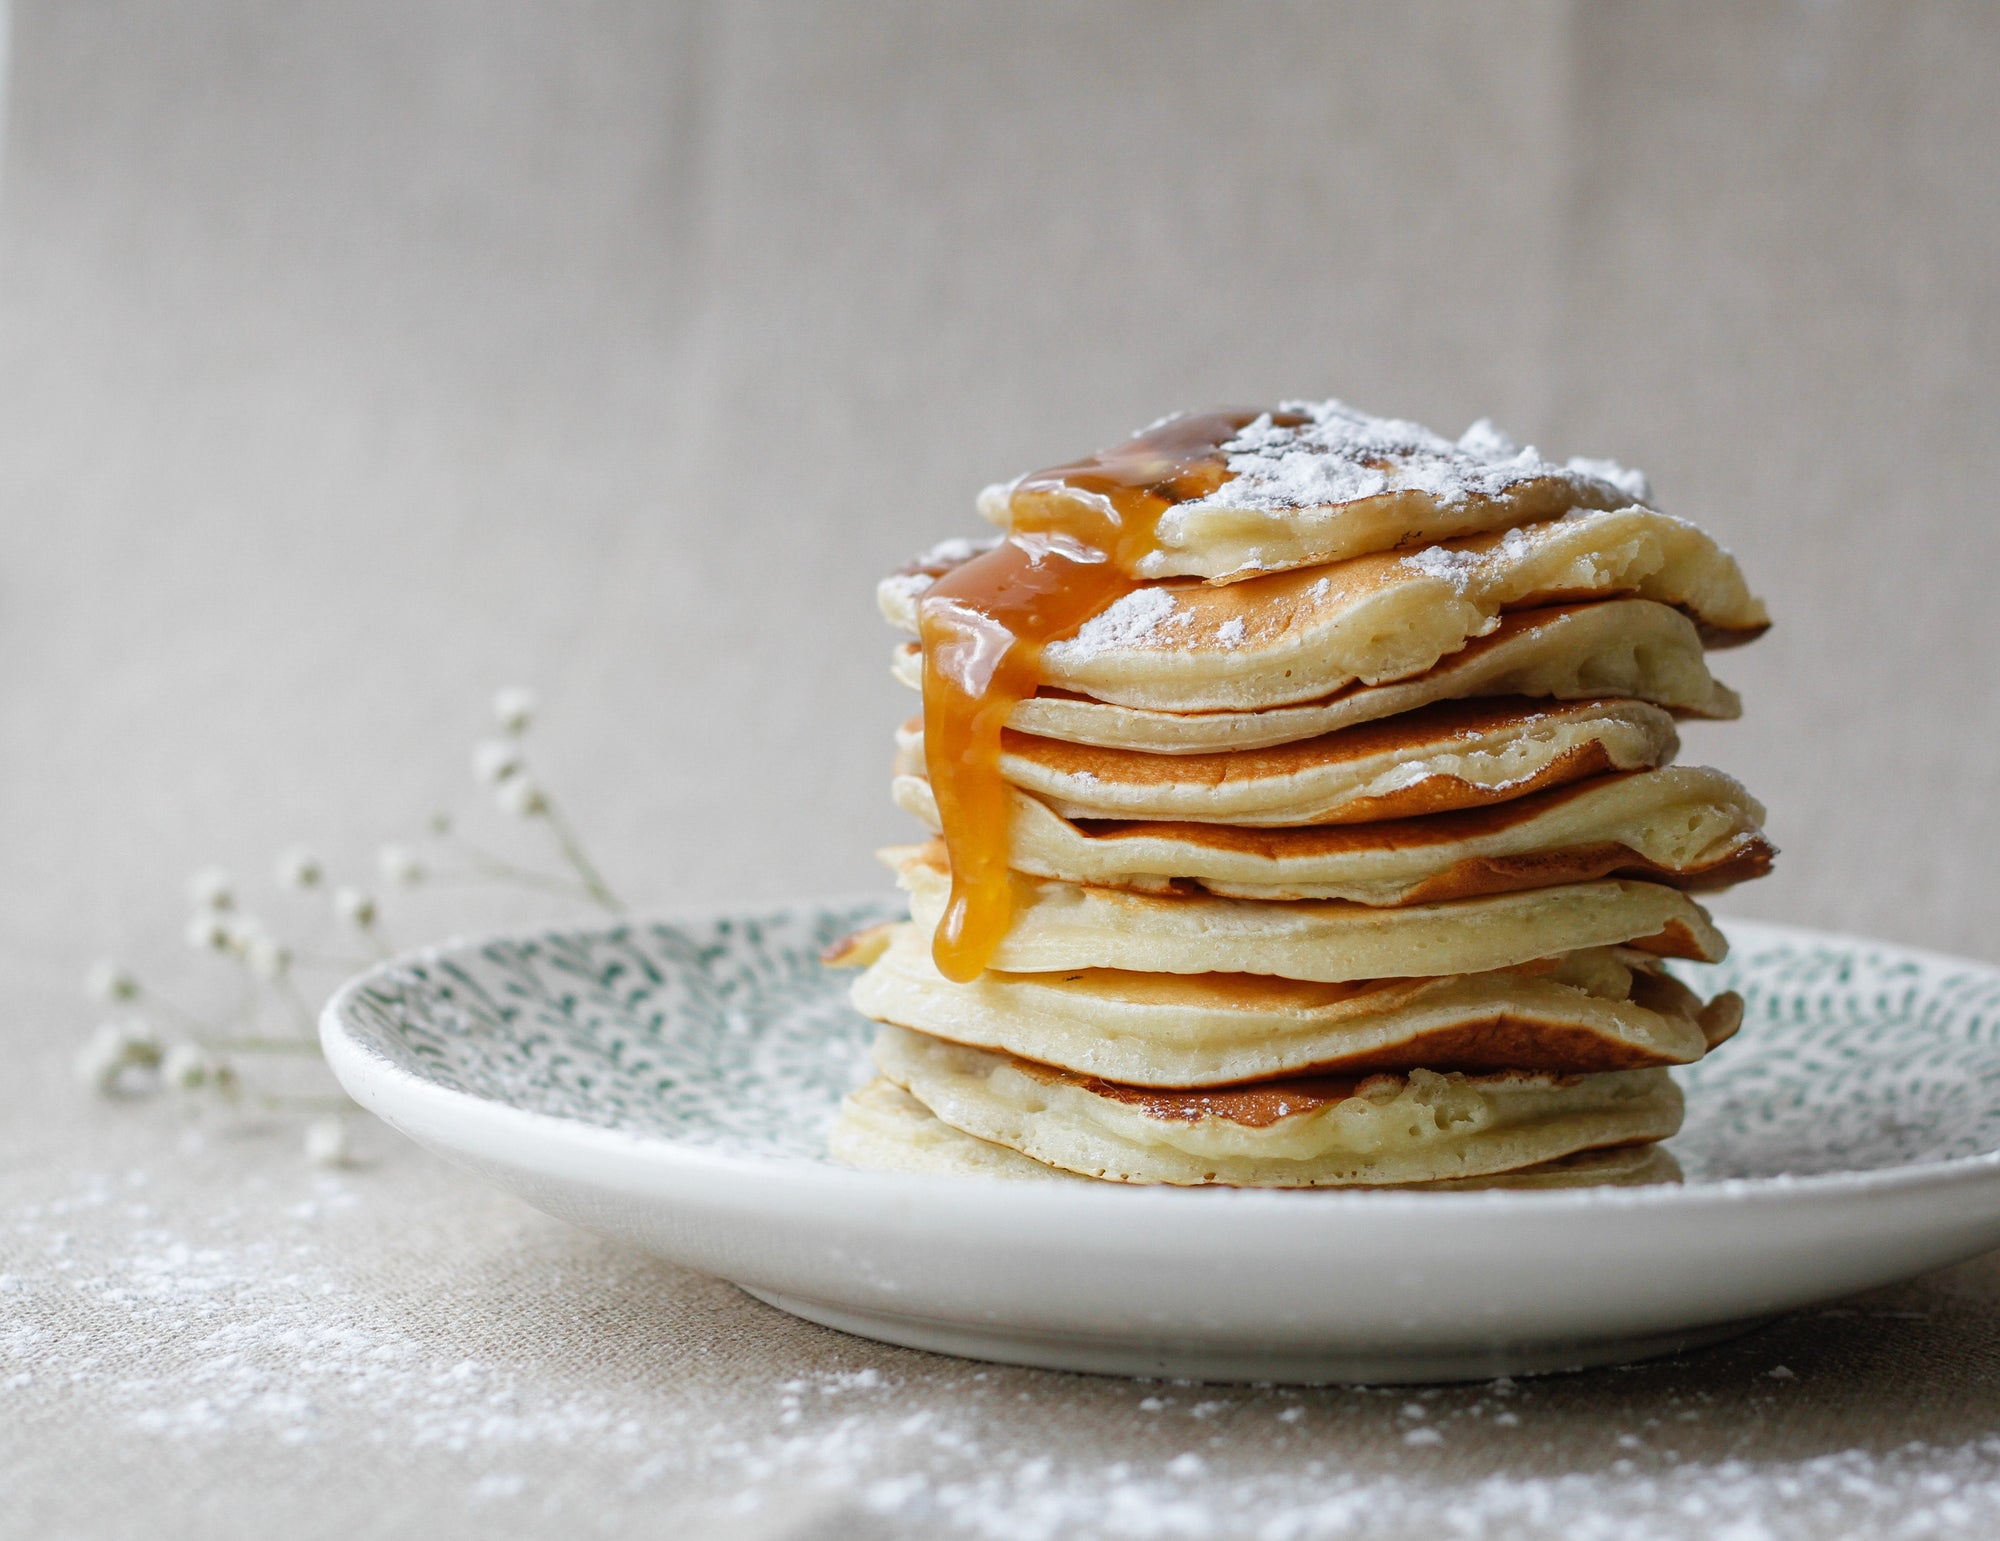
left=324, top=898, right=2000, bottom=1187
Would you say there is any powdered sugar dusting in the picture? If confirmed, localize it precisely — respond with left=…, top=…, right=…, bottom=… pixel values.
left=11, top=1166, right=2000, bottom=1538
left=1170, top=399, right=1651, bottom=520
left=1567, top=456, right=1653, bottom=505
left=1045, top=587, right=1180, bottom=664
left=1399, top=546, right=1487, bottom=588
left=913, top=534, right=1001, bottom=572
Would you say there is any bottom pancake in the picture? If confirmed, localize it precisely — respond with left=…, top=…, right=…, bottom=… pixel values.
left=832, top=1076, right=1683, bottom=1189
left=869, top=1024, right=1683, bottom=1188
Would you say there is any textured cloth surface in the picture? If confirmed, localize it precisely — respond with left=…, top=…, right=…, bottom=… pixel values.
left=6, top=2, right=2000, bottom=1536
left=11, top=1054, right=2000, bottom=1541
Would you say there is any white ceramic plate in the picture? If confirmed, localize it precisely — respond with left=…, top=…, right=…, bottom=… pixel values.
left=322, top=901, right=2000, bottom=1384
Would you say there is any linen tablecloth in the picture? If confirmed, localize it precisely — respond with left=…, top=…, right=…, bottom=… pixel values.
left=7, top=4, right=2000, bottom=1535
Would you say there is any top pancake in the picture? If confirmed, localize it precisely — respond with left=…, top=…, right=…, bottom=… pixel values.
left=882, top=507, right=1769, bottom=713
left=978, top=401, right=1648, bottom=583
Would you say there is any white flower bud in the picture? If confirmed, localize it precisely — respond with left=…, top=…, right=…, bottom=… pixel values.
left=492, top=686, right=537, bottom=736
left=473, top=740, right=524, bottom=785
left=333, top=887, right=378, bottom=929
left=304, top=1117, right=351, bottom=1167
left=185, top=912, right=233, bottom=952
left=245, top=934, right=292, bottom=979
left=85, top=960, right=139, bottom=1004
left=75, top=1020, right=162, bottom=1096
left=73, top=1030, right=125, bottom=1094
left=187, top=866, right=235, bottom=911
left=220, top=914, right=269, bottom=956
left=276, top=846, right=324, bottom=890
left=377, top=844, right=424, bottom=887
left=496, top=776, right=548, bottom=818
left=161, top=1042, right=211, bottom=1092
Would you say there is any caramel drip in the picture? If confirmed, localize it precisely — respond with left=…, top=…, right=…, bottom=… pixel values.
left=918, top=408, right=1306, bottom=981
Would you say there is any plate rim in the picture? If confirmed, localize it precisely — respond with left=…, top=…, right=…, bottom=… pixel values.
left=321, top=894, right=2000, bottom=1213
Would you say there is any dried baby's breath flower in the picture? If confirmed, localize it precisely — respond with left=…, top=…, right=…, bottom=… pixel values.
left=86, top=684, right=629, bottom=1160
left=220, top=913, right=270, bottom=956
left=492, top=686, right=537, bottom=736
left=496, top=777, right=548, bottom=818
left=75, top=1020, right=162, bottom=1096
left=185, top=912, right=233, bottom=953
left=187, top=866, right=235, bottom=912
left=85, top=960, right=139, bottom=1004
left=304, top=1117, right=351, bottom=1167
left=332, top=888, right=378, bottom=929
left=473, top=740, right=524, bottom=785
left=276, top=846, right=324, bottom=890
left=160, top=1042, right=212, bottom=1092
left=244, top=934, right=292, bottom=980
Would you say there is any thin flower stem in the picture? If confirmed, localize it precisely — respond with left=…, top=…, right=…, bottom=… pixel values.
left=428, top=867, right=591, bottom=900
left=138, top=987, right=226, bottom=1039
left=275, top=976, right=320, bottom=1037
left=198, top=1036, right=326, bottom=1056
left=436, top=834, right=580, bottom=893
left=291, top=949, right=377, bottom=971
left=253, top=1093, right=355, bottom=1114
left=541, top=797, right=625, bottom=914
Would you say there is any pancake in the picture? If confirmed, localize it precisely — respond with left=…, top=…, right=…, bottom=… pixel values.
left=831, top=1076, right=1684, bottom=1188
left=879, top=507, right=1769, bottom=713
left=897, top=697, right=1678, bottom=826
left=977, top=401, right=1647, bottom=583
left=870, top=1025, right=1684, bottom=1186
left=890, top=766, right=1775, bottom=905
left=891, top=600, right=1740, bottom=752
left=851, top=922, right=1742, bottom=1082
left=889, top=844, right=1728, bottom=980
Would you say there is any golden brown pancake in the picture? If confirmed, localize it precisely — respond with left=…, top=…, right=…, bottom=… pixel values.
left=899, top=696, right=1679, bottom=827
left=869, top=1024, right=1684, bottom=1186
left=830, top=1077, right=1688, bottom=1187
left=850, top=921, right=1743, bottom=1082
left=889, top=766, right=1775, bottom=904
left=891, top=599, right=1741, bottom=752
left=889, top=843, right=1729, bottom=981
left=880, top=507, right=1769, bottom=713
left=976, top=401, right=1647, bottom=583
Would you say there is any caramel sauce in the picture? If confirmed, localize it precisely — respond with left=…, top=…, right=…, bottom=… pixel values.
left=918, top=409, right=1305, bottom=981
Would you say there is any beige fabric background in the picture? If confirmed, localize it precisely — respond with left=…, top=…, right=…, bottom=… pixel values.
left=4, top=2, right=1999, bottom=1536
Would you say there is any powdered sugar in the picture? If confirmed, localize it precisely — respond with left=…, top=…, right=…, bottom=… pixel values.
left=877, top=535, right=1004, bottom=621
left=914, top=534, right=1001, bottom=571
left=1399, top=546, right=1487, bottom=588
left=11, top=1166, right=2000, bottom=1539
left=1567, top=456, right=1653, bottom=505
left=1044, top=587, right=1181, bottom=664
left=1170, top=400, right=1652, bottom=520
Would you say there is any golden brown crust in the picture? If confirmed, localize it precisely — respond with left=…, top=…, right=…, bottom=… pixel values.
left=996, top=697, right=1646, bottom=786
left=1000, top=1055, right=1595, bottom=1129
left=821, top=922, right=896, bottom=969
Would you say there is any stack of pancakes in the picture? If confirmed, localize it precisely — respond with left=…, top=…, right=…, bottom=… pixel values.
left=831, top=401, right=1772, bottom=1188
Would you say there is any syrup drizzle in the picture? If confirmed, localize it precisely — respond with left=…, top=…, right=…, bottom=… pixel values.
left=918, top=408, right=1306, bottom=981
